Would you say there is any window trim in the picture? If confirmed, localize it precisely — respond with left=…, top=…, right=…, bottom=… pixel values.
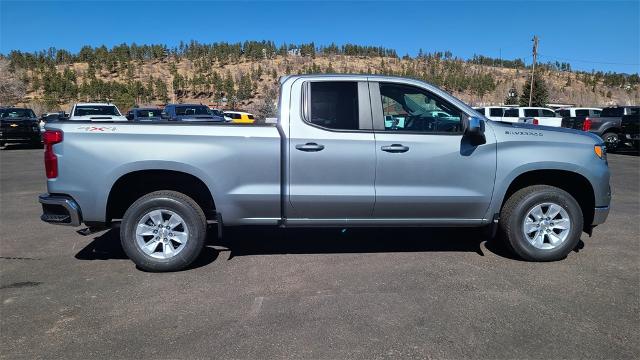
left=300, top=80, right=374, bottom=133
left=370, top=81, right=466, bottom=136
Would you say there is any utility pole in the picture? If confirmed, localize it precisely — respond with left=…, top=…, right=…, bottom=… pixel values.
left=528, top=35, right=539, bottom=107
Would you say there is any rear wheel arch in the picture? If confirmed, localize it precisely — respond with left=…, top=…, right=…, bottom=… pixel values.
left=499, top=169, right=595, bottom=231
left=106, top=170, right=216, bottom=223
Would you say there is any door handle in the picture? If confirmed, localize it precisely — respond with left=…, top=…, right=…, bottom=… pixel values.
left=381, top=144, right=410, bottom=153
left=295, top=142, right=325, bottom=152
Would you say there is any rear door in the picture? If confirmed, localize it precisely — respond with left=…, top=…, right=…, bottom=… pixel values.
left=369, top=81, right=496, bottom=224
left=287, top=79, right=376, bottom=224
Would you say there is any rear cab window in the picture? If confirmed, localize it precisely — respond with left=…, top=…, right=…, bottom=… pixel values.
left=541, top=109, right=556, bottom=117
left=489, top=108, right=504, bottom=117
left=503, top=108, right=519, bottom=117
left=74, top=105, right=120, bottom=116
left=575, top=109, right=590, bottom=117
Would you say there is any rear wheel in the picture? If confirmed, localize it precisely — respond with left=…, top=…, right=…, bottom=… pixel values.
left=601, top=132, right=619, bottom=151
left=500, top=185, right=583, bottom=261
left=120, top=191, right=207, bottom=272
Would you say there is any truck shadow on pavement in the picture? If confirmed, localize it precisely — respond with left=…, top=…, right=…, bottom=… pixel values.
left=74, top=226, right=585, bottom=270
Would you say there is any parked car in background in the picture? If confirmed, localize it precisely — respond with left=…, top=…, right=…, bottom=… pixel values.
left=126, top=108, right=163, bottom=121
left=508, top=107, right=562, bottom=127
left=0, top=107, right=41, bottom=147
left=556, top=107, right=601, bottom=118
left=224, top=111, right=256, bottom=124
left=474, top=106, right=508, bottom=121
left=162, top=104, right=225, bottom=122
left=39, top=74, right=611, bottom=271
left=561, top=106, right=640, bottom=150
left=618, top=113, right=640, bottom=150
left=68, top=103, right=127, bottom=121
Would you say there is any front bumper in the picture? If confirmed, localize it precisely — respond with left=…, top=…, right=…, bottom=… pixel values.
left=39, top=194, right=82, bottom=226
left=592, top=206, right=610, bottom=226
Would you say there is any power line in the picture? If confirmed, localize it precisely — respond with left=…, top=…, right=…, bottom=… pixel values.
left=538, top=54, right=640, bottom=67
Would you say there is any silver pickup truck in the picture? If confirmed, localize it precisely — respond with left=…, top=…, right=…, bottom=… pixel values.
left=39, top=75, right=611, bottom=271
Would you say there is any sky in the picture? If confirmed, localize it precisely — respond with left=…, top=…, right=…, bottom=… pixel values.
left=1, top=0, right=639, bottom=73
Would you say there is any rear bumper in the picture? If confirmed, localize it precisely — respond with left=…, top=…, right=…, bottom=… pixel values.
left=39, top=194, right=82, bottom=226
left=592, top=206, right=610, bottom=226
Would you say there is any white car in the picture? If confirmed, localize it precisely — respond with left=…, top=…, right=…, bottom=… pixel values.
left=555, top=107, right=602, bottom=118
left=502, top=107, right=562, bottom=127
left=474, top=106, right=508, bottom=121
left=68, top=103, right=127, bottom=121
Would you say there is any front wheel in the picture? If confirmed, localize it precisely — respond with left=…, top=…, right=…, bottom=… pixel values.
left=120, top=191, right=207, bottom=272
left=499, top=185, right=583, bottom=261
left=601, top=132, right=619, bottom=151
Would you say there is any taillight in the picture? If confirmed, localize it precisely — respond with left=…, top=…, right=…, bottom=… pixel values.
left=532, top=118, right=539, bottom=125
left=583, top=118, right=592, bottom=131
left=43, top=130, right=63, bottom=178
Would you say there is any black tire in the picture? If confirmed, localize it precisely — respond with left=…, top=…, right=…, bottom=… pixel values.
left=120, top=190, right=207, bottom=272
left=601, top=132, right=619, bottom=151
left=499, top=185, right=583, bottom=261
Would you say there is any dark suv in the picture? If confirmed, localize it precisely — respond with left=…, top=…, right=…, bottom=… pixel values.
left=0, top=107, right=41, bottom=147
left=162, top=104, right=224, bottom=122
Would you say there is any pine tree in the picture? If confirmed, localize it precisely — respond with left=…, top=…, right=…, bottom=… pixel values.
left=520, top=73, right=549, bottom=107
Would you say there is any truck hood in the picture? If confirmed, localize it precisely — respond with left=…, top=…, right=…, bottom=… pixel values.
left=68, top=115, right=128, bottom=121
left=489, top=120, right=602, bottom=145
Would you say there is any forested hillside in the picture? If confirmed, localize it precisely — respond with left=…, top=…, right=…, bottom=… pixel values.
left=1, top=40, right=638, bottom=117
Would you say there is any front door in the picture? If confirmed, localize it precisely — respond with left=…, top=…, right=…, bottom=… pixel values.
left=370, top=81, right=497, bottom=224
left=287, top=80, right=376, bottom=224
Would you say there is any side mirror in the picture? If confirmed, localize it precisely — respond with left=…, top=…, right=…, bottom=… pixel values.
left=464, top=116, right=486, bottom=145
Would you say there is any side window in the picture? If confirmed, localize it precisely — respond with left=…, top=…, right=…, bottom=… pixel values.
left=575, top=109, right=590, bottom=117
left=557, top=110, right=570, bottom=117
left=248, top=114, right=254, bottom=119
left=629, top=107, right=640, bottom=115
left=542, top=109, right=556, bottom=117
left=592, top=110, right=601, bottom=117
left=524, top=109, right=539, bottom=117
left=490, top=108, right=504, bottom=117
left=504, top=108, right=519, bottom=117
left=308, top=81, right=359, bottom=130
left=474, top=108, right=485, bottom=116
left=379, top=83, right=462, bottom=133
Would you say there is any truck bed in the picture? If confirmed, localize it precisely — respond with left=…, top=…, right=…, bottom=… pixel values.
left=45, top=121, right=282, bottom=225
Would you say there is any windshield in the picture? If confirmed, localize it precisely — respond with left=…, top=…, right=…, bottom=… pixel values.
left=1, top=109, right=36, bottom=118
left=175, top=106, right=211, bottom=116
left=601, top=108, right=624, bottom=117
left=136, top=109, right=162, bottom=118
left=210, top=109, right=224, bottom=116
left=74, top=105, right=121, bottom=116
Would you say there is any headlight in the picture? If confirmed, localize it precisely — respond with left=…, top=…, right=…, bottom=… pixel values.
left=594, top=144, right=607, bottom=161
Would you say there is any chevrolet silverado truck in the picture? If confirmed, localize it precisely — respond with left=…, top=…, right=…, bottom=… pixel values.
left=39, top=75, right=611, bottom=271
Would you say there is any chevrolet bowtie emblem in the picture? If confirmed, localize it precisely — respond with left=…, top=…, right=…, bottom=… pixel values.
left=10, top=124, right=18, bottom=127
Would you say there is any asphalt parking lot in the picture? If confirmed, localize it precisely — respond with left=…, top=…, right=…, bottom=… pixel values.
left=0, top=146, right=638, bottom=359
